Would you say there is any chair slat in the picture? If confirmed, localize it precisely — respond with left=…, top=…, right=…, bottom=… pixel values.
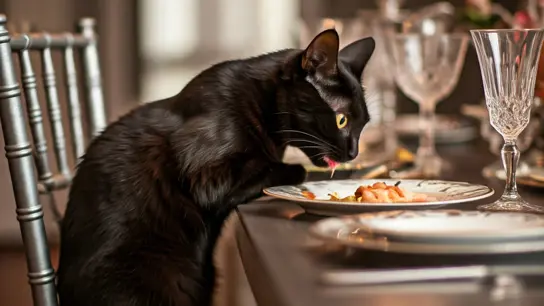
left=18, top=35, right=54, bottom=185
left=80, top=18, right=107, bottom=138
left=0, top=16, right=58, bottom=306
left=41, top=34, right=71, bottom=177
left=63, top=33, right=85, bottom=159
left=11, top=33, right=91, bottom=50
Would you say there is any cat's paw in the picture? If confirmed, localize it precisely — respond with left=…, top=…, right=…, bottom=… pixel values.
left=270, top=164, right=307, bottom=186
left=285, top=164, right=307, bottom=185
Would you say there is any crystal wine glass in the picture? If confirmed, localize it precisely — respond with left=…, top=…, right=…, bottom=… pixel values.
left=471, top=29, right=544, bottom=213
left=389, top=33, right=469, bottom=178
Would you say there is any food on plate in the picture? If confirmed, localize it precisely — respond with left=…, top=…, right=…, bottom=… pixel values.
left=301, top=191, right=316, bottom=200
left=301, top=182, right=436, bottom=203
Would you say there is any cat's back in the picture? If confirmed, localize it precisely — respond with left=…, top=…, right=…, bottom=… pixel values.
left=58, top=98, right=205, bottom=305
left=60, top=97, right=180, bottom=250
left=70, top=98, right=178, bottom=195
left=176, top=49, right=299, bottom=109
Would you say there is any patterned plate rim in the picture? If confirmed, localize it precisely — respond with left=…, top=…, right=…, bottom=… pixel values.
left=263, top=179, right=495, bottom=207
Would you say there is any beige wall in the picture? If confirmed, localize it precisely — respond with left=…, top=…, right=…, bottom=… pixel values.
left=0, top=0, right=140, bottom=245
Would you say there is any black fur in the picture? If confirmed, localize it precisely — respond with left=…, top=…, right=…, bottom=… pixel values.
left=57, top=29, right=375, bottom=306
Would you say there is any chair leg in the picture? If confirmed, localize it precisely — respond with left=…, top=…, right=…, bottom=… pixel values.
left=0, top=15, right=58, bottom=306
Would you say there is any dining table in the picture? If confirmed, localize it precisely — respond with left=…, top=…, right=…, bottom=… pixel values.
left=235, top=137, right=544, bottom=306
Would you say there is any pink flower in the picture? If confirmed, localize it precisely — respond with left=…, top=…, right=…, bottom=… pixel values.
left=514, top=11, right=533, bottom=28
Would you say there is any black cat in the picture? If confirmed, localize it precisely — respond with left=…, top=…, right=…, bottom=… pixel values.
left=57, top=29, right=375, bottom=306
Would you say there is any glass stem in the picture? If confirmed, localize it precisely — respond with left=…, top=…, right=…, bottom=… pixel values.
left=417, top=101, right=437, bottom=159
left=502, top=139, right=520, bottom=198
left=382, top=87, right=397, bottom=154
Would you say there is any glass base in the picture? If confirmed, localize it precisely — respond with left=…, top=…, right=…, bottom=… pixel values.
left=390, top=154, right=450, bottom=179
left=478, top=196, right=544, bottom=214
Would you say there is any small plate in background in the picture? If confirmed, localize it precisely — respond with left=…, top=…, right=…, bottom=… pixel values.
left=395, top=114, right=478, bottom=144
left=529, top=167, right=544, bottom=183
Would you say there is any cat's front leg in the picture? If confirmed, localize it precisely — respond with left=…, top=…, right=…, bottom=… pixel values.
left=190, top=157, right=306, bottom=208
left=224, top=162, right=306, bottom=206
left=266, top=163, right=307, bottom=187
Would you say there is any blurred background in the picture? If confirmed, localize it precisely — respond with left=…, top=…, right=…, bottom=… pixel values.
left=0, top=0, right=524, bottom=305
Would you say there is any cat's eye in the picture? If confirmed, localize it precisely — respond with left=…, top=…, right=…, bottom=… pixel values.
left=336, top=113, right=348, bottom=129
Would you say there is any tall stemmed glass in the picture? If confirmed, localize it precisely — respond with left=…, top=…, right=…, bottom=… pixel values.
left=389, top=33, right=469, bottom=178
left=471, top=29, right=544, bottom=213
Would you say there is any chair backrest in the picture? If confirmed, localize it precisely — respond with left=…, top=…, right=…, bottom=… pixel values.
left=0, top=14, right=107, bottom=306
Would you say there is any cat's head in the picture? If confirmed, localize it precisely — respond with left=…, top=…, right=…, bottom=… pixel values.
left=281, top=29, right=375, bottom=168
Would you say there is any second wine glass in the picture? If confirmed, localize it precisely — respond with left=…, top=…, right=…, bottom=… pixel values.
left=471, top=29, right=544, bottom=213
left=389, top=33, right=469, bottom=178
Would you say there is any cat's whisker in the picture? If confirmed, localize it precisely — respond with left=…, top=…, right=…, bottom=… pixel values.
left=295, top=146, right=324, bottom=150
left=276, top=129, right=326, bottom=143
left=283, top=139, right=342, bottom=157
left=307, top=152, right=330, bottom=160
left=284, top=140, right=342, bottom=157
left=277, top=129, right=342, bottom=155
left=282, top=138, right=329, bottom=147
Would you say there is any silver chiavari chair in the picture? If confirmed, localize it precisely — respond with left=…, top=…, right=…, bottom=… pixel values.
left=0, top=14, right=107, bottom=306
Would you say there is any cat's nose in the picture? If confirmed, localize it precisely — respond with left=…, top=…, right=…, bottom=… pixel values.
left=347, top=138, right=359, bottom=160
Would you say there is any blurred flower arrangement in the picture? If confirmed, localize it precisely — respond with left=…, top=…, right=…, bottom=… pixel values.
left=509, top=0, right=544, bottom=98
left=458, top=0, right=544, bottom=29
left=458, top=0, right=510, bottom=29
left=513, top=0, right=544, bottom=28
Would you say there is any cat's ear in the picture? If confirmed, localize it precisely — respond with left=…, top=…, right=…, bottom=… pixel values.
left=302, top=29, right=339, bottom=76
left=339, top=37, right=375, bottom=79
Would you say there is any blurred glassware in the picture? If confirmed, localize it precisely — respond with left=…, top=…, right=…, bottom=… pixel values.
left=376, top=0, right=407, bottom=22
left=471, top=28, right=544, bottom=213
left=363, top=14, right=399, bottom=156
left=367, top=2, right=458, bottom=159
left=388, top=32, right=469, bottom=178
left=401, top=2, right=456, bottom=34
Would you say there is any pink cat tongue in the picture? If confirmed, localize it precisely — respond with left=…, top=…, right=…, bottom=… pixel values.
left=323, top=156, right=338, bottom=170
left=323, top=157, right=338, bottom=178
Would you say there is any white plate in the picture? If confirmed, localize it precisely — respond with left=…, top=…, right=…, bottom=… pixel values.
left=264, top=179, right=494, bottom=216
left=309, top=210, right=544, bottom=255
left=337, top=210, right=544, bottom=242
